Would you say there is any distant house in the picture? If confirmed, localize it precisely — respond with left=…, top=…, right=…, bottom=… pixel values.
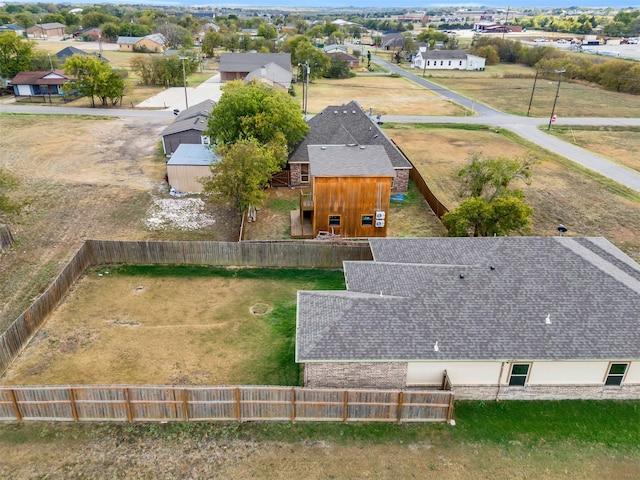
left=161, top=99, right=215, bottom=156
left=413, top=48, right=486, bottom=71
left=288, top=101, right=412, bottom=193
left=323, top=44, right=348, bottom=54
left=382, top=33, right=405, bottom=51
left=290, top=145, right=395, bottom=239
left=218, top=52, right=292, bottom=83
left=166, top=144, right=219, bottom=194
left=243, top=61, right=292, bottom=90
left=9, top=70, right=72, bottom=98
left=26, top=22, right=66, bottom=39
left=117, top=33, right=165, bottom=52
left=296, top=236, right=640, bottom=400
left=55, top=46, right=108, bottom=63
left=78, top=27, right=101, bottom=42
left=326, top=51, right=360, bottom=69
left=0, top=24, right=25, bottom=36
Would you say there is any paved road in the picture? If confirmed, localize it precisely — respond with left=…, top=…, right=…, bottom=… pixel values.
left=373, top=55, right=640, bottom=192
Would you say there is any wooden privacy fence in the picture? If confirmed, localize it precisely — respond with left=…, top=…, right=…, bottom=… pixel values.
left=0, top=241, right=373, bottom=375
left=409, top=168, right=449, bottom=220
left=0, top=386, right=453, bottom=423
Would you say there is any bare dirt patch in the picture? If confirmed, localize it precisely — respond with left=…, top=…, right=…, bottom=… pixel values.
left=387, top=124, right=640, bottom=261
left=0, top=270, right=298, bottom=386
left=295, top=75, right=466, bottom=116
left=0, top=114, right=240, bottom=330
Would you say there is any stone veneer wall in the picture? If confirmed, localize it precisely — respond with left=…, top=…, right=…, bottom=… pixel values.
left=453, top=384, right=640, bottom=400
left=289, top=163, right=303, bottom=186
left=304, top=362, right=407, bottom=389
left=392, top=169, right=410, bottom=194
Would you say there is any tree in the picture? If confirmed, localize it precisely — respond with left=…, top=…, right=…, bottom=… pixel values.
left=201, top=30, right=223, bottom=57
left=205, top=80, right=308, bottom=155
left=202, top=137, right=286, bottom=217
left=64, top=55, right=125, bottom=107
left=442, top=153, right=537, bottom=237
left=0, top=32, right=34, bottom=80
left=326, top=56, right=351, bottom=78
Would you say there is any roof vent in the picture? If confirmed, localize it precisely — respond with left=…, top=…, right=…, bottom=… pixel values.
left=490, top=266, right=495, bottom=270
left=459, top=274, right=464, bottom=279
left=320, top=146, right=327, bottom=150
left=360, top=146, right=365, bottom=149
left=545, top=314, right=552, bottom=325
left=352, top=110, right=356, bottom=114
left=333, top=110, right=338, bottom=114
left=433, top=341, right=439, bottom=352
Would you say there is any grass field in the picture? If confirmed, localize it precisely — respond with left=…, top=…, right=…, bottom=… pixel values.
left=546, top=125, right=640, bottom=172
left=0, top=266, right=345, bottom=387
left=385, top=123, right=640, bottom=261
left=293, top=75, right=468, bottom=116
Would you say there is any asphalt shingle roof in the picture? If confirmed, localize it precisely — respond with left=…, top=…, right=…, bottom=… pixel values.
left=296, top=237, right=640, bottom=362
left=308, top=145, right=396, bottom=177
left=218, top=52, right=292, bottom=73
left=289, top=101, right=412, bottom=170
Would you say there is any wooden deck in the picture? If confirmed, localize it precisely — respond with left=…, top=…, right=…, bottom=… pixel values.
left=290, top=210, right=313, bottom=239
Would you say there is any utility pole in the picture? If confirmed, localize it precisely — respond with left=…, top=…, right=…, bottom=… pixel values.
left=47, top=53, right=53, bottom=71
left=547, top=68, right=565, bottom=131
left=304, top=60, right=310, bottom=118
left=527, top=69, right=539, bottom=116
left=179, top=56, right=189, bottom=110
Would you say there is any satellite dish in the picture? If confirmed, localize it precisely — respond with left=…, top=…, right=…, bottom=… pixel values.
left=557, top=224, right=568, bottom=236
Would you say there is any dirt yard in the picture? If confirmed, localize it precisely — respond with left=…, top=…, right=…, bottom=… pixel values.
left=0, top=114, right=239, bottom=330
left=294, top=75, right=467, bottom=116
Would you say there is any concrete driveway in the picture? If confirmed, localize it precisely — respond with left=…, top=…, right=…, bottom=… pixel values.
left=136, top=73, right=224, bottom=111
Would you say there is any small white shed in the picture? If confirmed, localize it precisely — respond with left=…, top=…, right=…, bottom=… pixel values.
left=166, top=144, right=219, bottom=194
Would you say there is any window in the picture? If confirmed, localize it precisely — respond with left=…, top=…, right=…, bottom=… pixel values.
left=459, top=60, right=463, bottom=66
left=605, top=363, right=628, bottom=386
left=426, top=60, right=430, bottom=66
left=508, top=363, right=530, bottom=386
left=328, top=215, right=341, bottom=226
left=448, top=60, right=451, bottom=66
left=301, top=163, right=309, bottom=183
left=362, top=215, right=374, bottom=226
left=440, top=60, right=444, bottom=66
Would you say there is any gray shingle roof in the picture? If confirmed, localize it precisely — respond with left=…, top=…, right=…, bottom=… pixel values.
left=161, top=99, right=215, bottom=136
left=308, top=145, right=396, bottom=177
left=289, top=101, right=412, bottom=170
left=296, top=237, right=640, bottom=362
left=218, top=52, right=292, bottom=73
left=422, top=50, right=468, bottom=60
left=243, top=62, right=292, bottom=88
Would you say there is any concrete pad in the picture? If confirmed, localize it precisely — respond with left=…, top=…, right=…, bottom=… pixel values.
left=136, top=73, right=224, bottom=111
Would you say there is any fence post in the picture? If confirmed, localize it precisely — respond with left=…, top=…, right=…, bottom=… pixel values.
left=342, top=390, right=349, bottom=423
left=9, top=389, right=23, bottom=423
left=124, top=388, right=133, bottom=422
left=446, top=393, right=454, bottom=423
left=69, top=388, right=79, bottom=422
left=396, top=391, right=404, bottom=424
left=182, top=388, right=189, bottom=422
left=235, top=387, right=242, bottom=422
left=290, top=387, right=296, bottom=422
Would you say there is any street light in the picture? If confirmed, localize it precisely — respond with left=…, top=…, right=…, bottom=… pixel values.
left=547, top=68, right=566, bottom=131
left=178, top=56, right=189, bottom=110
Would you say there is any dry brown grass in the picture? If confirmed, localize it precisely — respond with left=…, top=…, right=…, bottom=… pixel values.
left=548, top=127, right=640, bottom=172
left=0, top=272, right=297, bottom=386
left=386, top=124, right=640, bottom=261
left=293, top=75, right=467, bottom=116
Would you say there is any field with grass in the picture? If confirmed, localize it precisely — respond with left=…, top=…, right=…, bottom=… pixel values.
left=1, top=400, right=639, bottom=478
left=293, top=75, right=467, bottom=116
left=547, top=125, right=640, bottom=172
left=426, top=66, right=640, bottom=117
left=385, top=123, right=640, bottom=261
left=0, top=266, right=344, bottom=387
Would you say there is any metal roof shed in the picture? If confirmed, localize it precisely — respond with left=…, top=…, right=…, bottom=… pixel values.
left=166, top=144, right=219, bottom=194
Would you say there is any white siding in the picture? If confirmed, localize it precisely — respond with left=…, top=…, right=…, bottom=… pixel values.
left=407, top=361, right=503, bottom=386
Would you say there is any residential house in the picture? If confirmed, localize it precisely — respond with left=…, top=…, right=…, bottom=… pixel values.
left=323, top=44, right=348, bottom=54
left=413, top=48, right=486, bottom=71
left=9, top=70, right=72, bottom=98
left=0, top=24, right=25, bottom=36
left=27, top=22, right=66, bottom=39
left=288, top=101, right=412, bottom=193
left=243, top=62, right=292, bottom=90
left=296, top=236, right=640, bottom=400
left=218, top=52, right=292, bottom=83
left=382, top=33, right=405, bottom=51
left=78, top=27, right=101, bottom=42
left=290, top=145, right=395, bottom=239
left=117, top=34, right=165, bottom=52
left=166, top=144, right=219, bottom=194
left=55, top=46, right=108, bottom=63
left=161, top=99, right=215, bottom=156
left=327, top=51, right=360, bottom=69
